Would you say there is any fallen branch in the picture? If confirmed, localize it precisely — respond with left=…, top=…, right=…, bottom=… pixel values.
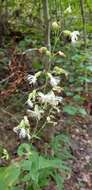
left=0, top=73, right=14, bottom=84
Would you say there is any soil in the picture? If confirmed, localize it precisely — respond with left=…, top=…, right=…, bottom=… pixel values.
left=64, top=116, right=92, bottom=190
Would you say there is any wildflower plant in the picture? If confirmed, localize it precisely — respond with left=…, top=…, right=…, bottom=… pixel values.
left=0, top=143, right=71, bottom=190
left=13, top=49, right=68, bottom=141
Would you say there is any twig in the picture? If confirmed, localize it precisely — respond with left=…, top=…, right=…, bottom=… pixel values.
left=0, top=73, right=14, bottom=84
left=0, top=108, right=19, bottom=123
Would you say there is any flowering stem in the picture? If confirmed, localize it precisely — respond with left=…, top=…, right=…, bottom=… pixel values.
left=52, top=30, right=63, bottom=52
left=32, top=108, right=53, bottom=138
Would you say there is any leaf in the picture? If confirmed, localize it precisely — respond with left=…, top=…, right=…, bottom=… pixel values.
left=78, top=108, right=87, bottom=115
left=20, top=160, right=32, bottom=171
left=32, top=62, right=43, bottom=70
left=11, top=188, right=21, bottom=190
left=17, top=143, right=32, bottom=157
left=63, top=105, right=77, bottom=115
left=51, top=134, right=73, bottom=161
left=0, top=164, right=20, bottom=190
left=73, top=95, right=85, bottom=103
left=53, top=66, right=68, bottom=76
left=86, top=66, right=92, bottom=72
left=71, top=54, right=82, bottom=62
left=54, top=173, right=64, bottom=190
left=79, top=76, right=91, bottom=82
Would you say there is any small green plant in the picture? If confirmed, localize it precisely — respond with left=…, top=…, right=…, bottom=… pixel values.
left=63, top=105, right=87, bottom=116
left=0, top=143, right=71, bottom=190
left=51, top=134, right=73, bottom=160
left=0, top=146, right=9, bottom=161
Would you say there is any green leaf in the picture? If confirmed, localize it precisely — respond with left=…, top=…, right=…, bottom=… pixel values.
left=0, top=164, right=20, bottom=190
left=78, top=108, right=87, bottom=116
left=54, top=173, right=64, bottom=190
left=11, top=188, right=21, bottom=190
left=73, top=95, right=85, bottom=103
left=20, top=160, right=32, bottom=171
left=51, top=134, right=73, bottom=161
left=17, top=143, right=31, bottom=157
left=32, top=62, right=43, bottom=70
left=86, top=66, right=92, bottom=72
left=79, top=76, right=90, bottom=82
left=63, top=105, right=78, bottom=115
left=53, top=66, right=68, bottom=76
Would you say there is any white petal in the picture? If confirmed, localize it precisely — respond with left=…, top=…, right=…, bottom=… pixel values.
left=27, top=99, right=33, bottom=108
left=27, top=105, right=43, bottom=120
left=19, top=128, right=27, bottom=139
left=50, top=76, right=60, bottom=87
left=38, top=91, right=63, bottom=106
left=27, top=134, right=31, bottom=140
left=13, top=126, right=20, bottom=134
left=64, top=6, right=72, bottom=14
left=71, top=31, right=80, bottom=43
left=27, top=74, right=37, bottom=85
left=26, top=129, right=31, bottom=140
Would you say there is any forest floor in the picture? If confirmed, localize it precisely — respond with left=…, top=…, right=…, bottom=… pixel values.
left=64, top=115, right=92, bottom=190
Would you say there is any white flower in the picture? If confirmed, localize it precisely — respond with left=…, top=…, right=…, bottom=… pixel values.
left=13, top=116, right=31, bottom=140
left=13, top=126, right=31, bottom=140
left=50, top=76, right=60, bottom=87
left=27, top=99, right=33, bottom=108
left=27, top=74, right=37, bottom=85
left=19, top=128, right=31, bottom=140
left=19, top=128, right=27, bottom=138
left=71, top=31, right=80, bottom=43
left=38, top=91, right=63, bottom=106
left=27, top=105, right=44, bottom=120
left=64, top=5, right=72, bottom=14
left=48, top=73, right=60, bottom=87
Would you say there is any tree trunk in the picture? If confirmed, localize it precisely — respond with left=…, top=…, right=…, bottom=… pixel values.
left=42, top=0, right=51, bottom=51
left=80, top=0, right=87, bottom=47
left=80, top=0, right=88, bottom=93
left=0, top=0, right=9, bottom=46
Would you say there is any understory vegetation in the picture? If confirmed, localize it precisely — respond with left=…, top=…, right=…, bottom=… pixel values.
left=0, top=0, right=92, bottom=190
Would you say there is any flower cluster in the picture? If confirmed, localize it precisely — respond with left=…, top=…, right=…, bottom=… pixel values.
left=47, top=73, right=60, bottom=87
left=27, top=71, right=60, bottom=87
left=38, top=91, right=63, bottom=106
left=27, top=71, right=41, bottom=85
left=27, top=90, right=63, bottom=121
left=27, top=105, right=44, bottom=120
left=13, top=57, right=66, bottom=140
left=13, top=116, right=31, bottom=140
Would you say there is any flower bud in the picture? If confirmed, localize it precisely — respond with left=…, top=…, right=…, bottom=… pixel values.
left=52, top=21, right=60, bottom=31
left=45, top=50, right=51, bottom=57
left=39, top=47, right=48, bottom=54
